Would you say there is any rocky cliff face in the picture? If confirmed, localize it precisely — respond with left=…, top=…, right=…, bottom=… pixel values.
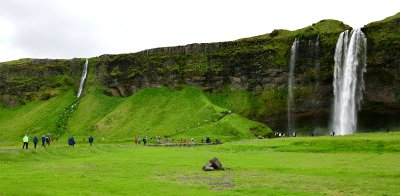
left=0, top=58, right=83, bottom=106
left=1, top=13, right=399, bottom=132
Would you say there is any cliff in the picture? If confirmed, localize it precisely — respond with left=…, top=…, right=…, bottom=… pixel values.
left=0, top=13, right=399, bottom=133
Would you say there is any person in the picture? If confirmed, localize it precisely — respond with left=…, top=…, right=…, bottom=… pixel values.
left=33, top=136, right=38, bottom=149
left=293, top=132, right=297, bottom=137
left=138, top=136, right=141, bottom=145
left=206, top=136, right=211, bottom=144
left=88, top=136, right=94, bottom=146
left=46, top=135, right=51, bottom=146
left=22, top=134, right=29, bottom=149
left=68, top=137, right=75, bottom=147
left=41, top=135, right=46, bottom=147
left=143, top=137, right=147, bottom=146
left=134, top=136, right=138, bottom=145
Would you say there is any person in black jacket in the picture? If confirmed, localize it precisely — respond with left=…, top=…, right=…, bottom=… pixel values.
left=41, top=135, right=46, bottom=147
left=33, top=136, right=38, bottom=149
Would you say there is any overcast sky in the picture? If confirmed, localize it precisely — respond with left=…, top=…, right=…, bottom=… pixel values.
left=0, top=0, right=399, bottom=62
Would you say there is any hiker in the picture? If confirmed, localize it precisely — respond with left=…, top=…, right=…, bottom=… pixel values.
left=201, top=138, right=204, bottom=144
left=46, top=135, right=51, bottom=146
left=33, top=136, right=38, bottom=149
left=68, top=137, right=75, bottom=147
left=143, top=137, right=147, bottom=146
left=206, top=136, right=211, bottom=144
left=138, top=136, right=141, bottom=145
left=293, top=132, right=297, bottom=137
left=88, top=136, right=94, bottom=146
left=134, top=136, right=138, bottom=145
left=22, top=134, right=29, bottom=149
left=41, top=135, right=46, bottom=147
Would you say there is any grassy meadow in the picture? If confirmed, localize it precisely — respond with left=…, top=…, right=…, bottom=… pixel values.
left=0, top=132, right=399, bottom=195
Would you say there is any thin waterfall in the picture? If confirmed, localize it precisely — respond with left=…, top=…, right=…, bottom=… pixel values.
left=332, top=29, right=367, bottom=135
left=288, top=38, right=299, bottom=133
left=77, top=59, right=89, bottom=98
left=315, top=34, right=320, bottom=83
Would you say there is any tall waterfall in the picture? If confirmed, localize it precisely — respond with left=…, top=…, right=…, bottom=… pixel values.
left=77, top=59, right=89, bottom=98
left=315, top=34, right=320, bottom=83
left=332, top=29, right=367, bottom=135
left=288, top=38, right=299, bottom=133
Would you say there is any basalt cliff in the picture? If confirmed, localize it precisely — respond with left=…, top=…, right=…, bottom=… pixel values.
left=1, top=12, right=399, bottom=133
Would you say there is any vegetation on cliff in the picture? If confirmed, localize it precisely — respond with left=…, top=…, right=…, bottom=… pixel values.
left=0, top=13, right=399, bottom=140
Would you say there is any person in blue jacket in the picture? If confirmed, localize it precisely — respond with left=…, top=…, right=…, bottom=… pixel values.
left=33, top=136, right=39, bottom=149
left=88, top=136, right=94, bottom=146
left=68, top=137, right=75, bottom=147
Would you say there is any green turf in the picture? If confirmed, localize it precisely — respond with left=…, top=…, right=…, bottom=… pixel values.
left=0, top=90, right=76, bottom=142
left=0, top=132, right=399, bottom=195
left=0, top=84, right=271, bottom=145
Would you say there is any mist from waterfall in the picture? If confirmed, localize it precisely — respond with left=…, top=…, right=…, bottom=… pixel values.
left=288, top=38, right=299, bottom=133
left=332, top=29, right=367, bottom=135
left=77, top=59, right=89, bottom=98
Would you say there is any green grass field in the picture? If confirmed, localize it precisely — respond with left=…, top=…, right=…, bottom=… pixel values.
left=1, top=132, right=399, bottom=195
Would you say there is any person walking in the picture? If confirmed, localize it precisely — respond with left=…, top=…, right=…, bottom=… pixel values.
left=134, top=136, right=138, bottom=145
left=88, top=136, right=94, bottom=146
left=143, top=137, right=147, bottom=146
left=33, top=136, right=38, bottom=149
left=46, top=135, right=51, bottom=146
left=138, top=136, right=141, bottom=145
left=22, top=134, right=29, bottom=149
left=68, top=137, right=75, bottom=147
left=41, top=135, right=46, bottom=147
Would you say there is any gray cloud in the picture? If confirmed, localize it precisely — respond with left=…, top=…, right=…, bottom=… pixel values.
left=0, top=0, right=102, bottom=59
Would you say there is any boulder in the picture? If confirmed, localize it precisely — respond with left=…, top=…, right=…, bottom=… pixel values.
left=202, top=157, right=224, bottom=171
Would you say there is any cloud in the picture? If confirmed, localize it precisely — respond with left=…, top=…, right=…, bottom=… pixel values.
left=0, top=0, right=399, bottom=62
left=0, top=0, right=102, bottom=60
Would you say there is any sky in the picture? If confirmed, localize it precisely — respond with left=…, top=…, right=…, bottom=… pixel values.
left=0, top=0, right=399, bottom=62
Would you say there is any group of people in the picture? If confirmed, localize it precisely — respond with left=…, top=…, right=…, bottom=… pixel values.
left=68, top=136, right=94, bottom=146
left=22, top=134, right=52, bottom=149
left=22, top=134, right=94, bottom=149
left=134, top=136, right=147, bottom=145
left=274, top=132, right=296, bottom=138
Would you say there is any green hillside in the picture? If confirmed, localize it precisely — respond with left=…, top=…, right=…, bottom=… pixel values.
left=0, top=83, right=271, bottom=144
left=0, top=90, right=76, bottom=142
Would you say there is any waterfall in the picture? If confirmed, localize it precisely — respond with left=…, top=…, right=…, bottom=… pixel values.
left=332, top=29, right=367, bottom=135
left=288, top=38, right=299, bottom=133
left=315, top=34, right=320, bottom=83
left=77, top=59, right=89, bottom=98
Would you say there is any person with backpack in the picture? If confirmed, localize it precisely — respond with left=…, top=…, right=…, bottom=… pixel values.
left=33, top=136, right=38, bottom=149
left=46, top=135, right=51, bottom=146
left=22, top=134, right=29, bottom=149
